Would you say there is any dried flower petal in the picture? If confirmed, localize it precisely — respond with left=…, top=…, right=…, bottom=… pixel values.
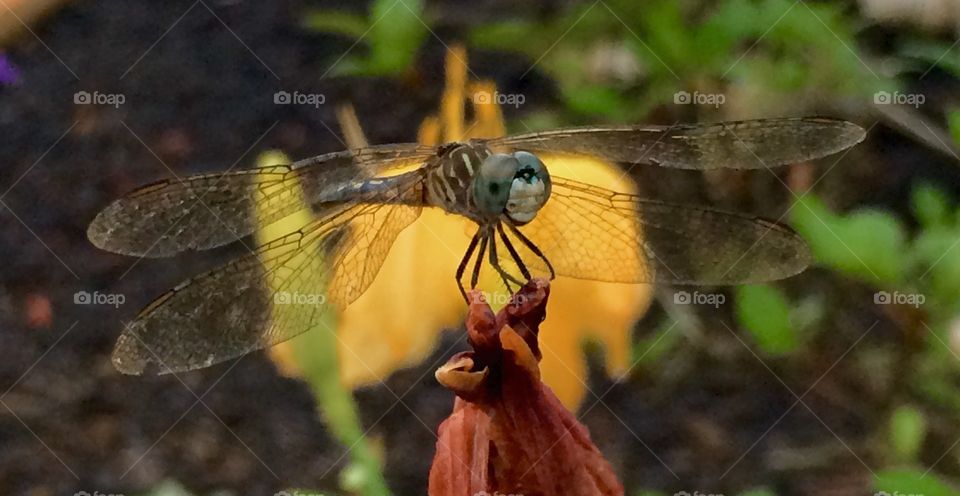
left=430, top=280, right=623, bottom=496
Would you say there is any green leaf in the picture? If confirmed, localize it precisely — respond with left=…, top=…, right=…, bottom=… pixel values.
left=889, top=404, right=927, bottom=462
left=302, top=11, right=371, bottom=38
left=790, top=195, right=906, bottom=285
left=901, top=39, right=960, bottom=79
left=139, top=480, right=193, bottom=496
left=311, top=0, right=429, bottom=76
left=562, top=84, right=633, bottom=120
left=735, top=284, right=798, bottom=355
left=912, top=183, right=950, bottom=228
left=949, top=109, right=960, bottom=147
left=633, top=318, right=683, bottom=366
left=738, top=488, right=777, bottom=496
left=875, top=468, right=957, bottom=496
left=469, top=20, right=539, bottom=53
left=367, top=0, right=428, bottom=74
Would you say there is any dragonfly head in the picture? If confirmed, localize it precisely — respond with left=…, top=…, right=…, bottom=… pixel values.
left=474, top=151, right=551, bottom=225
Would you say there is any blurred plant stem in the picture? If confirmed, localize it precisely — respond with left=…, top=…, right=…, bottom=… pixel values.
left=292, top=323, right=390, bottom=496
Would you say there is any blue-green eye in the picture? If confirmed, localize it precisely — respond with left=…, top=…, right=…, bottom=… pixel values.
left=473, top=154, right=519, bottom=218
left=504, top=151, right=551, bottom=224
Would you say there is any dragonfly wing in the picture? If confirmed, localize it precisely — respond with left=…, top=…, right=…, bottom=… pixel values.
left=111, top=200, right=422, bottom=375
left=88, top=143, right=435, bottom=257
left=508, top=177, right=811, bottom=285
left=488, top=117, right=864, bottom=170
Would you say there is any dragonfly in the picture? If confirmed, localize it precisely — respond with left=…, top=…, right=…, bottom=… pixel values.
left=89, top=117, right=865, bottom=375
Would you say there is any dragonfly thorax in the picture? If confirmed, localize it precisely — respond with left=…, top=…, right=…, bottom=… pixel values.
left=473, top=151, right=551, bottom=225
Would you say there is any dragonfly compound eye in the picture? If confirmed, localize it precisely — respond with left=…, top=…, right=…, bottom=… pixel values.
left=474, top=153, right=520, bottom=218
left=504, top=151, right=551, bottom=225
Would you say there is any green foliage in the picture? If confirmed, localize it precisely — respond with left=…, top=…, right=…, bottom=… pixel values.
left=304, top=0, right=429, bottom=76
left=912, top=182, right=951, bottom=227
left=735, top=284, right=798, bottom=355
left=789, top=184, right=960, bottom=476
left=288, top=285, right=390, bottom=496
left=633, top=318, right=683, bottom=366
left=875, top=469, right=957, bottom=496
left=900, top=38, right=960, bottom=79
left=471, top=0, right=879, bottom=121
left=137, top=480, right=193, bottom=496
left=737, top=489, right=777, bottom=496
left=790, top=194, right=906, bottom=286
left=948, top=110, right=960, bottom=145
left=790, top=184, right=960, bottom=315
left=909, top=184, right=960, bottom=310
left=889, top=404, right=927, bottom=462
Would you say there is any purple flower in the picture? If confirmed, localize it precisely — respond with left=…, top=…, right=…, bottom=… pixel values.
left=0, top=53, right=20, bottom=86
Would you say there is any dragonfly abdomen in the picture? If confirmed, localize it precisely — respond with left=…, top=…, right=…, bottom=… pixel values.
left=312, top=171, right=424, bottom=207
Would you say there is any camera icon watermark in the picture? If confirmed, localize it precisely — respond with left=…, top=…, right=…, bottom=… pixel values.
left=74, top=290, right=125, bottom=308
left=673, top=290, right=725, bottom=308
left=274, top=290, right=326, bottom=307
left=874, top=290, right=925, bottom=308
left=274, top=90, right=326, bottom=108
left=473, top=90, right=525, bottom=108
left=74, top=90, right=125, bottom=108
left=673, top=90, right=725, bottom=108
left=874, top=90, right=925, bottom=108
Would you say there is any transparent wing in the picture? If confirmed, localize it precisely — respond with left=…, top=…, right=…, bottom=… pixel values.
left=508, top=177, right=811, bottom=285
left=488, top=117, right=864, bottom=170
left=88, top=143, right=435, bottom=257
left=111, top=201, right=422, bottom=375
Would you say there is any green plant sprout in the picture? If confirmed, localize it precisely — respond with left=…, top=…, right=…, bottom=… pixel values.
left=304, top=0, right=429, bottom=76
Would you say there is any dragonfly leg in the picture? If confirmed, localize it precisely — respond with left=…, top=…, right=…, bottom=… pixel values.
left=471, top=230, right=490, bottom=291
left=456, top=227, right=483, bottom=302
left=488, top=227, right=525, bottom=293
left=496, top=222, right=531, bottom=281
left=505, top=222, right=556, bottom=280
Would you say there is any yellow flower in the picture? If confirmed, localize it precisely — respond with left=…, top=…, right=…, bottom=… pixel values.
left=263, top=45, right=652, bottom=409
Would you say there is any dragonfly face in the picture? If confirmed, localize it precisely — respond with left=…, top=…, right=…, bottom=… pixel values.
left=471, top=150, right=552, bottom=225
left=504, top=151, right=552, bottom=225
left=89, top=117, right=866, bottom=375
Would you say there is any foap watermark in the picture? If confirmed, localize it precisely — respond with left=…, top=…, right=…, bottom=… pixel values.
left=673, top=290, right=725, bottom=308
left=673, top=90, right=725, bottom=108
left=874, top=290, right=925, bottom=308
left=74, top=290, right=125, bottom=308
left=874, top=90, right=925, bottom=108
left=274, top=90, right=326, bottom=108
left=275, top=491, right=323, bottom=496
left=475, top=290, right=529, bottom=307
left=475, top=491, right=524, bottom=496
left=75, top=491, right=125, bottom=496
left=473, top=90, right=525, bottom=108
left=674, top=491, right=724, bottom=496
left=74, top=90, right=125, bottom=108
left=274, top=290, right=327, bottom=307
left=875, top=491, right=924, bottom=496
